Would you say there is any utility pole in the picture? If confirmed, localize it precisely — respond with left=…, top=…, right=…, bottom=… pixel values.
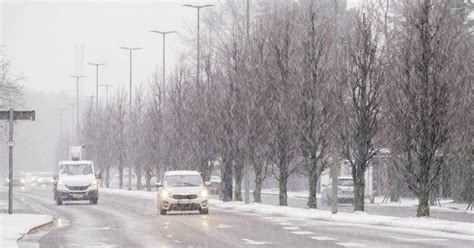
left=88, top=63, right=107, bottom=112
left=120, top=46, right=142, bottom=191
left=244, top=0, right=251, bottom=205
left=99, top=84, right=115, bottom=108
left=70, top=75, right=85, bottom=143
left=182, top=4, right=214, bottom=87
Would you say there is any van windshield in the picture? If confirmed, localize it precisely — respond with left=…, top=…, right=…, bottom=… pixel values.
left=165, top=175, right=203, bottom=187
left=60, top=164, right=93, bottom=176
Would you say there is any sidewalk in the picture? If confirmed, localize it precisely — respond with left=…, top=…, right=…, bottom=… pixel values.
left=0, top=214, right=53, bottom=248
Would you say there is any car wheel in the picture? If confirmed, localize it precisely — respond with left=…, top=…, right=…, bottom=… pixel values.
left=160, top=209, right=167, bottom=215
left=56, top=198, right=63, bottom=205
left=200, top=208, right=209, bottom=215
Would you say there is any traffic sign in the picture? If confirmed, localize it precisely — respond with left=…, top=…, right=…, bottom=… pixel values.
left=7, top=141, right=15, bottom=147
left=0, top=110, right=35, bottom=120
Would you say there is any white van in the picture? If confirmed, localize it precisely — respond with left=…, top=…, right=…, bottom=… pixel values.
left=53, top=161, right=99, bottom=205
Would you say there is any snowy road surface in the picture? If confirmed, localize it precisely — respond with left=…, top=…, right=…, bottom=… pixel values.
left=1, top=187, right=472, bottom=248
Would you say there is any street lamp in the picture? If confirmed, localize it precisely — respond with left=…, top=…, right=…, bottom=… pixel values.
left=182, top=4, right=214, bottom=87
left=88, top=63, right=107, bottom=112
left=150, top=30, right=177, bottom=107
left=70, top=75, right=86, bottom=143
left=99, top=84, right=116, bottom=108
left=120, top=46, right=142, bottom=191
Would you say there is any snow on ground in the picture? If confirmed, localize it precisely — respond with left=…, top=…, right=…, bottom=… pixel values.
left=0, top=214, right=53, bottom=248
left=261, top=189, right=472, bottom=214
left=101, top=187, right=473, bottom=236
left=100, top=187, right=156, bottom=200
left=213, top=201, right=474, bottom=237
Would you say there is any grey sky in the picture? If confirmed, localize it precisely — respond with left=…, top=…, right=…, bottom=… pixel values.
left=1, top=0, right=214, bottom=98
left=1, top=0, right=361, bottom=98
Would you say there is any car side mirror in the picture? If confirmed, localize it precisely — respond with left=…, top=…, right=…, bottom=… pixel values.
left=155, top=182, right=162, bottom=187
left=53, top=174, right=58, bottom=180
left=204, top=181, right=211, bottom=187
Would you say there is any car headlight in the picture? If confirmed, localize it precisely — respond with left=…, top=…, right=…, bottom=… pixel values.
left=57, top=180, right=66, bottom=190
left=38, top=178, right=43, bottom=183
left=200, top=189, right=209, bottom=198
left=21, top=179, right=25, bottom=183
left=161, top=190, right=169, bottom=199
left=90, top=179, right=98, bottom=187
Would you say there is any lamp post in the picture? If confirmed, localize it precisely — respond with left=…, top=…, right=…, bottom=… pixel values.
left=150, top=30, right=177, bottom=107
left=120, top=46, right=142, bottom=191
left=88, top=63, right=107, bottom=112
left=182, top=4, right=214, bottom=87
left=99, top=84, right=115, bottom=108
left=70, top=75, right=85, bottom=143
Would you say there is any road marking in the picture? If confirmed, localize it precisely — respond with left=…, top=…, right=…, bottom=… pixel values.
left=291, top=231, right=314, bottom=235
left=283, top=226, right=300, bottom=230
left=173, top=240, right=182, bottom=243
left=241, top=238, right=270, bottom=245
left=163, top=225, right=169, bottom=229
left=389, top=236, right=449, bottom=242
left=335, top=242, right=365, bottom=247
left=278, top=222, right=294, bottom=226
left=213, top=224, right=232, bottom=229
left=166, top=234, right=173, bottom=238
left=310, top=236, right=337, bottom=241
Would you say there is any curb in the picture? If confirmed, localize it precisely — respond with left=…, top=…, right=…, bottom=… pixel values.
left=27, top=219, right=54, bottom=235
left=16, top=217, right=54, bottom=245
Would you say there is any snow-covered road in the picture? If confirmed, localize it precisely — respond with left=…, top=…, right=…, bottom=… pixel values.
left=2, top=187, right=473, bottom=248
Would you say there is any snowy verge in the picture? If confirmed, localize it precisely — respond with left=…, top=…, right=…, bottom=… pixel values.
left=213, top=201, right=474, bottom=236
left=0, top=214, right=53, bottom=248
left=100, top=187, right=156, bottom=200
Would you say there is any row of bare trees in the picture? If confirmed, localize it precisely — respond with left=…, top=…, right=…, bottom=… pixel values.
left=76, top=0, right=473, bottom=217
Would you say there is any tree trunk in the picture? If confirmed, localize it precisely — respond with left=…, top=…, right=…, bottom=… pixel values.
left=136, top=171, right=142, bottom=190
left=353, top=173, right=365, bottom=211
left=234, top=162, right=244, bottom=201
left=417, top=189, right=430, bottom=217
left=253, top=163, right=264, bottom=203
left=307, top=159, right=318, bottom=208
left=105, top=166, right=110, bottom=188
left=223, top=159, right=233, bottom=202
left=118, top=165, right=123, bottom=189
left=279, top=171, right=288, bottom=206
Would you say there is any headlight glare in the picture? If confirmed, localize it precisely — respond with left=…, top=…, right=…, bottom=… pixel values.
left=200, top=189, right=209, bottom=198
left=161, top=190, right=169, bottom=198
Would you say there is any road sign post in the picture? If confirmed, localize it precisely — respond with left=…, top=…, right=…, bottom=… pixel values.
left=0, top=109, right=35, bottom=214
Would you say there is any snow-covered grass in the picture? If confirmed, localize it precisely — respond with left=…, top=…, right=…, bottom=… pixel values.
left=0, top=214, right=53, bottom=248
left=213, top=201, right=474, bottom=236
left=100, top=187, right=156, bottom=200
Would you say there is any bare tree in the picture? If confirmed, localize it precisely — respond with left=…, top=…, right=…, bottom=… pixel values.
left=294, top=0, right=335, bottom=209
left=387, top=0, right=471, bottom=216
left=337, top=11, right=383, bottom=211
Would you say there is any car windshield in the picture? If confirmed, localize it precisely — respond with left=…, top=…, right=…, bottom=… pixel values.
left=338, top=179, right=354, bottom=187
left=165, top=175, right=203, bottom=187
left=60, top=164, right=93, bottom=176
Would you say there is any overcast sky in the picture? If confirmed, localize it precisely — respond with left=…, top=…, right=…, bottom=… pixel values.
left=1, top=0, right=361, bottom=99
left=1, top=0, right=220, bottom=99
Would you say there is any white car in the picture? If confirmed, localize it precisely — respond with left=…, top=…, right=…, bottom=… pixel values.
left=54, top=161, right=99, bottom=205
left=156, top=170, right=210, bottom=215
left=322, top=176, right=354, bottom=205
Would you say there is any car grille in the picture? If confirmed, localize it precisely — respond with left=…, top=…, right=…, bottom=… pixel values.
left=66, top=185, right=89, bottom=191
left=172, top=194, right=198, bottom=200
